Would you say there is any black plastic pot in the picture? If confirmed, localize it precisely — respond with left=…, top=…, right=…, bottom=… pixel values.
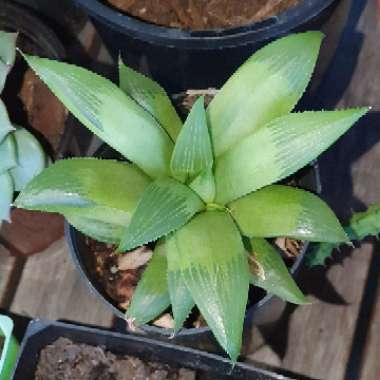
left=65, top=143, right=321, bottom=353
left=0, top=0, right=67, bottom=158
left=11, top=319, right=293, bottom=379
left=0, top=1, right=65, bottom=60
left=72, top=0, right=350, bottom=93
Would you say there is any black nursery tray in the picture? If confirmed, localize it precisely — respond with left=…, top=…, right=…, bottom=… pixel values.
left=11, top=320, right=292, bottom=380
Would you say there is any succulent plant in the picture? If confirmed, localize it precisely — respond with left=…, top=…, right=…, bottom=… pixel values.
left=15, top=31, right=367, bottom=360
left=307, top=203, right=380, bottom=267
left=0, top=31, right=47, bottom=222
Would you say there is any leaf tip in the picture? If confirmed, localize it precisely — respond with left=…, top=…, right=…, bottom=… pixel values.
left=117, top=51, right=123, bottom=65
left=354, top=106, right=370, bottom=117
left=225, top=345, right=240, bottom=363
left=303, top=296, right=314, bottom=305
left=341, top=106, right=369, bottom=123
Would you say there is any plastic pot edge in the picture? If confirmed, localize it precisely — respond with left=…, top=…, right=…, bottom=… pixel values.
left=73, top=0, right=338, bottom=49
left=12, top=318, right=292, bottom=380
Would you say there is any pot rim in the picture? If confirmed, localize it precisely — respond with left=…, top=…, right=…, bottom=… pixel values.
left=65, top=160, right=321, bottom=337
left=73, top=0, right=337, bottom=49
left=0, top=1, right=66, bottom=60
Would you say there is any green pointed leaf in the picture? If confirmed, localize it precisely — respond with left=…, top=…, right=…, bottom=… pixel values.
left=208, top=31, right=323, bottom=156
left=230, top=185, right=348, bottom=243
left=0, top=32, right=17, bottom=92
left=23, top=54, right=174, bottom=178
left=126, top=241, right=171, bottom=326
left=0, top=100, right=14, bottom=142
left=9, top=128, right=47, bottom=191
left=15, top=158, right=150, bottom=214
left=119, top=178, right=204, bottom=251
left=65, top=206, right=132, bottom=244
left=0, top=133, right=16, bottom=173
left=166, top=242, right=195, bottom=332
left=189, top=167, right=216, bottom=203
left=216, top=109, right=367, bottom=204
left=0, top=171, right=13, bottom=222
left=171, top=97, right=213, bottom=181
left=249, top=238, right=309, bottom=304
left=166, top=211, right=250, bottom=361
left=119, top=57, right=182, bottom=141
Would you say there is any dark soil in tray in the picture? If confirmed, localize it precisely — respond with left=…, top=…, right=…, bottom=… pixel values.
left=105, top=0, right=301, bottom=30
left=35, top=337, right=196, bottom=380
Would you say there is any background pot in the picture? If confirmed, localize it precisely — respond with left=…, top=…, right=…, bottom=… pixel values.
left=0, top=1, right=65, bottom=60
left=0, top=0, right=67, bottom=158
left=71, top=0, right=351, bottom=93
left=11, top=319, right=294, bottom=379
left=0, top=1, right=67, bottom=257
left=65, top=144, right=321, bottom=353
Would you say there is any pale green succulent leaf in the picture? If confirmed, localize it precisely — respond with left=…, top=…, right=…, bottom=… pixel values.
left=0, top=100, right=15, bottom=142
left=189, top=167, right=216, bottom=203
left=230, top=185, right=348, bottom=243
left=166, top=240, right=195, bottom=332
left=208, top=31, right=323, bottom=156
left=0, top=32, right=17, bottom=92
left=0, top=171, right=14, bottom=222
left=126, top=241, right=171, bottom=325
left=171, top=97, right=213, bottom=181
left=216, top=108, right=368, bottom=204
left=0, top=133, right=16, bottom=173
left=249, top=238, right=309, bottom=304
left=10, top=128, right=47, bottom=191
left=65, top=206, right=132, bottom=244
left=118, top=178, right=204, bottom=252
left=166, top=211, right=250, bottom=361
left=22, top=54, right=173, bottom=178
left=118, top=57, right=182, bottom=141
left=15, top=158, right=150, bottom=217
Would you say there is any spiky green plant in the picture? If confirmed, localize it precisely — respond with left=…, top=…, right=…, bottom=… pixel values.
left=15, top=32, right=367, bottom=360
left=307, top=203, right=380, bottom=267
left=0, top=31, right=47, bottom=222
